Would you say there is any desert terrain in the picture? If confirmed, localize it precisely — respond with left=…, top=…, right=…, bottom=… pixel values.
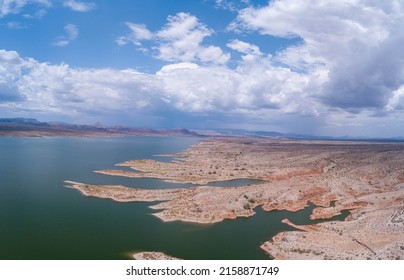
left=66, top=137, right=404, bottom=259
left=132, top=252, right=181, bottom=260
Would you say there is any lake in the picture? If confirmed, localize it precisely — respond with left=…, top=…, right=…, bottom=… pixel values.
left=0, top=136, right=348, bottom=259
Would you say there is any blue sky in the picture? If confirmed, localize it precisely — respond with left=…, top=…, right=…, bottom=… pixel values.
left=1, top=0, right=404, bottom=137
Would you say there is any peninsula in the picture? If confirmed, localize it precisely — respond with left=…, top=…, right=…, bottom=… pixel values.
left=66, top=137, right=404, bottom=260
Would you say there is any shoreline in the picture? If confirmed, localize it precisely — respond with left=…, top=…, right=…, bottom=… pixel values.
left=66, top=137, right=404, bottom=259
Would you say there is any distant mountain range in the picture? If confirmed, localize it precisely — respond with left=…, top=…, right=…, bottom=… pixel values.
left=1, top=118, right=403, bottom=142
left=197, top=128, right=404, bottom=142
left=0, top=118, right=201, bottom=137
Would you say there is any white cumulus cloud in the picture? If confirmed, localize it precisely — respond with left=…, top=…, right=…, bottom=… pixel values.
left=63, top=0, right=95, bottom=12
left=0, top=49, right=316, bottom=125
left=118, top=12, right=230, bottom=65
left=232, top=0, right=404, bottom=111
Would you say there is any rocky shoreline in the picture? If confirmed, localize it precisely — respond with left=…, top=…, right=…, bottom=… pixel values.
left=66, top=137, right=404, bottom=259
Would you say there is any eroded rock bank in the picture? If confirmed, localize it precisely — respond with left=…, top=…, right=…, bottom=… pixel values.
left=66, top=137, right=404, bottom=259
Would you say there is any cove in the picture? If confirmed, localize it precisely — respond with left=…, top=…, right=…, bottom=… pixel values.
left=143, top=203, right=350, bottom=260
left=0, top=136, right=349, bottom=259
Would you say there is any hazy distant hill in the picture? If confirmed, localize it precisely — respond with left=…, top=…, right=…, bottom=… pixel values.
left=195, top=128, right=404, bottom=142
left=0, top=118, right=48, bottom=125
left=0, top=118, right=201, bottom=137
left=1, top=118, right=403, bottom=141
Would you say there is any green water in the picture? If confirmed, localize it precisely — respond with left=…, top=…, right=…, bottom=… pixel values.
left=0, top=136, right=348, bottom=259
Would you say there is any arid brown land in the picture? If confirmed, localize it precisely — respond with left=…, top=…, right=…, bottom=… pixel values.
left=132, top=251, right=181, bottom=260
left=66, top=137, right=404, bottom=259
